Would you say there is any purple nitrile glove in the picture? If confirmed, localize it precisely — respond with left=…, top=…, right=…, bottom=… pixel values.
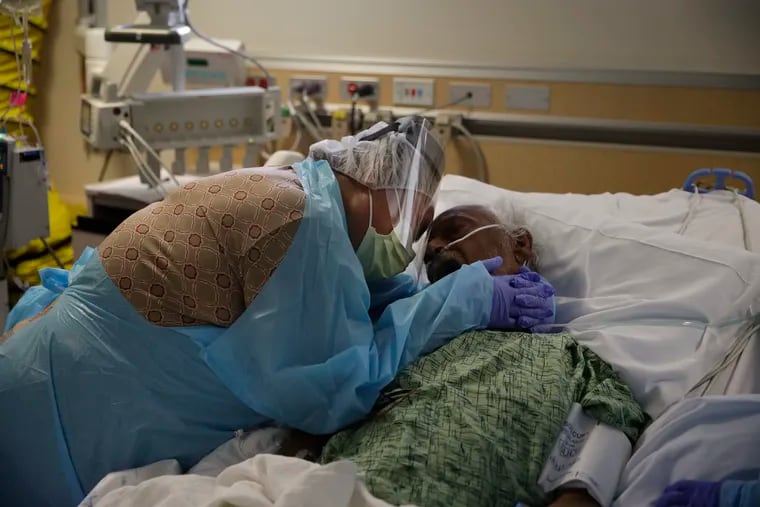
left=654, top=480, right=721, bottom=507
left=481, top=257, right=556, bottom=331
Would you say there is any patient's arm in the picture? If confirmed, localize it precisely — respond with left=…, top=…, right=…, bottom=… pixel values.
left=549, top=489, right=600, bottom=507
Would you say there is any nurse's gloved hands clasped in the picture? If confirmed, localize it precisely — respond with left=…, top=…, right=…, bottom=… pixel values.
left=483, top=257, right=555, bottom=331
left=654, top=480, right=721, bottom=507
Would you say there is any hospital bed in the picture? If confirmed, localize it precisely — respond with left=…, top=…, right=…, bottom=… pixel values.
left=78, top=172, right=760, bottom=507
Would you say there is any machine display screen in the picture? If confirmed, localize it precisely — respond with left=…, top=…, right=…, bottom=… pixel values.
left=80, top=100, right=92, bottom=136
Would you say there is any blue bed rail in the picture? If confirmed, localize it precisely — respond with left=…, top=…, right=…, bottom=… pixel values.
left=682, top=168, right=755, bottom=199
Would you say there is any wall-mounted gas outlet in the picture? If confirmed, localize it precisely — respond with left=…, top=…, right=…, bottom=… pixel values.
left=246, top=75, right=277, bottom=89
left=393, top=78, right=435, bottom=107
left=505, top=85, right=550, bottom=111
left=448, top=82, right=491, bottom=108
left=289, top=75, right=327, bottom=99
left=340, top=77, right=380, bottom=101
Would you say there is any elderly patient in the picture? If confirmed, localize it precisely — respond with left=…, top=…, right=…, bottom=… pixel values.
left=424, top=204, right=537, bottom=282
left=273, top=205, right=644, bottom=507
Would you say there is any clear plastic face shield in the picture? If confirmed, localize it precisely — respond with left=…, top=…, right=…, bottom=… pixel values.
left=356, top=116, right=444, bottom=251
left=308, top=116, right=445, bottom=281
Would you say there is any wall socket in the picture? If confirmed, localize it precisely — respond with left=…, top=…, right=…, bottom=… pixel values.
left=289, top=75, right=328, bottom=99
left=340, top=77, right=380, bottom=101
left=505, top=85, right=551, bottom=111
left=448, top=82, right=491, bottom=108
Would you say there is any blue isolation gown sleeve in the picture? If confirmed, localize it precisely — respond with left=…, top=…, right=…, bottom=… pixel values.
left=721, top=477, right=760, bottom=507
left=200, top=159, right=493, bottom=435
left=367, top=273, right=418, bottom=320
left=4, top=247, right=96, bottom=331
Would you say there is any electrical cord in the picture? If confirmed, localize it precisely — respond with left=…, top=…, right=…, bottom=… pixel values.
left=182, top=0, right=272, bottom=81
left=97, top=150, right=114, bottom=182
left=452, top=122, right=487, bottom=183
left=120, top=136, right=167, bottom=197
left=410, top=92, right=474, bottom=117
left=732, top=189, right=753, bottom=252
left=287, top=124, right=303, bottom=152
left=287, top=100, right=322, bottom=141
left=349, top=98, right=357, bottom=135
left=118, top=120, right=180, bottom=187
left=39, top=237, right=64, bottom=269
left=0, top=21, right=24, bottom=131
left=302, top=91, right=324, bottom=137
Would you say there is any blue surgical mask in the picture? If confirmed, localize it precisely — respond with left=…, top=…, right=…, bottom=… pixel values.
left=356, top=191, right=415, bottom=282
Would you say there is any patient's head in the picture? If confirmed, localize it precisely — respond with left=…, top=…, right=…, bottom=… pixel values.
left=424, top=205, right=535, bottom=283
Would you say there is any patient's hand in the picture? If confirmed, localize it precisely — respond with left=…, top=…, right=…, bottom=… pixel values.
left=549, top=489, right=600, bottom=507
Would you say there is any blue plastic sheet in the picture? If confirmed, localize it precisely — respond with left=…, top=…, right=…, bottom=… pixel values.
left=4, top=247, right=95, bottom=331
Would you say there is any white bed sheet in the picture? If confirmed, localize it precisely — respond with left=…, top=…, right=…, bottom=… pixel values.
left=80, top=454, right=410, bottom=507
left=614, top=395, right=760, bottom=507
left=435, top=175, right=760, bottom=418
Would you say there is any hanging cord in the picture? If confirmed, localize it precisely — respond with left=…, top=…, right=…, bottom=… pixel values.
left=451, top=122, right=487, bottom=183
left=39, top=237, right=65, bottom=269
left=410, top=92, right=473, bottom=117
left=0, top=20, right=24, bottom=133
left=686, top=319, right=760, bottom=397
left=302, top=90, right=324, bottom=138
left=120, top=136, right=168, bottom=197
left=181, top=0, right=272, bottom=82
left=97, top=150, right=114, bottom=182
left=118, top=120, right=180, bottom=187
left=287, top=100, right=322, bottom=142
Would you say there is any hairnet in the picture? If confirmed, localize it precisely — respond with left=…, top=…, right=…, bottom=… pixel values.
left=308, top=116, right=445, bottom=199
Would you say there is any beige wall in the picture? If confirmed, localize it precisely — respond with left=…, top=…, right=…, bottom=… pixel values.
left=36, top=0, right=760, bottom=206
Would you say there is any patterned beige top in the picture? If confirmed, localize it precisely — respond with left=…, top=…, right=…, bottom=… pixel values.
left=98, top=167, right=307, bottom=327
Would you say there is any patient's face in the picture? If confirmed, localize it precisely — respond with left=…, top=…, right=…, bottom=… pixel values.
left=424, top=205, right=533, bottom=283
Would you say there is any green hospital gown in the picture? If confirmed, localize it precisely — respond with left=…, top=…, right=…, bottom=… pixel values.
left=320, top=331, right=648, bottom=507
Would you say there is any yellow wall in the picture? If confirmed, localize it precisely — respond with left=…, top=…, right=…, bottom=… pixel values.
left=35, top=0, right=760, bottom=206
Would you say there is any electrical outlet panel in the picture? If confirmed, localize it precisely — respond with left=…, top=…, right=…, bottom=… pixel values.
left=505, top=85, right=550, bottom=111
left=393, top=78, right=435, bottom=107
left=289, top=75, right=328, bottom=99
left=340, top=77, right=380, bottom=101
left=448, top=82, right=491, bottom=108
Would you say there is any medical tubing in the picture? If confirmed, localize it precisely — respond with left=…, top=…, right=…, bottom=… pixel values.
left=411, top=92, right=473, bottom=116
left=678, top=186, right=701, bottom=235
left=288, top=100, right=323, bottom=141
left=688, top=320, right=759, bottom=396
left=732, top=190, right=753, bottom=252
left=119, top=120, right=180, bottom=187
left=124, top=139, right=166, bottom=195
left=0, top=21, right=23, bottom=129
left=40, top=237, right=65, bottom=269
left=182, top=0, right=272, bottom=82
left=0, top=166, right=11, bottom=273
left=452, top=122, right=487, bottom=183
left=540, top=297, right=759, bottom=333
left=302, top=91, right=325, bottom=138
left=120, top=137, right=167, bottom=197
left=123, top=142, right=164, bottom=197
left=97, top=150, right=114, bottom=182
left=287, top=124, right=303, bottom=152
